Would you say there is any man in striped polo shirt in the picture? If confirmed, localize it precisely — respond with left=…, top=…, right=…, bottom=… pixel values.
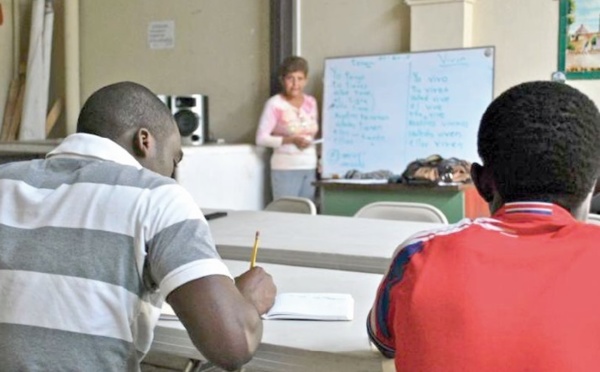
left=368, top=81, right=600, bottom=371
left=0, top=81, right=276, bottom=371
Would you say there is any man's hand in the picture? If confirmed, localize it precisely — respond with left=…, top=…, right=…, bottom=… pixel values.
left=235, top=267, right=277, bottom=315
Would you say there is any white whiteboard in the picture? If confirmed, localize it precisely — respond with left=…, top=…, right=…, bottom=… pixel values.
left=321, top=47, right=495, bottom=178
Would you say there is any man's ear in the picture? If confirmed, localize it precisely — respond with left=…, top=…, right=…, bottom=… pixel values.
left=593, top=176, right=600, bottom=196
left=471, top=163, right=494, bottom=203
left=132, top=128, right=153, bottom=158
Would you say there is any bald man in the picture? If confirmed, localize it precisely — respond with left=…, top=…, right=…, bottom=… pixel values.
left=0, top=82, right=276, bottom=371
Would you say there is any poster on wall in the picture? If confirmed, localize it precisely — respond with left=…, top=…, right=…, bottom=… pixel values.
left=148, top=21, right=175, bottom=50
left=558, top=0, right=600, bottom=79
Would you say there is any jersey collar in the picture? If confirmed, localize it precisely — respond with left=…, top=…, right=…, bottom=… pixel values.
left=493, top=201, right=576, bottom=224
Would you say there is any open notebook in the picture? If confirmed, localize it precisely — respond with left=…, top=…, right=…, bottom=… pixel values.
left=263, top=293, right=354, bottom=321
left=160, top=293, right=355, bottom=321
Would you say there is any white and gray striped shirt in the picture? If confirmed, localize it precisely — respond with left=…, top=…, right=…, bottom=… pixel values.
left=0, top=133, right=231, bottom=371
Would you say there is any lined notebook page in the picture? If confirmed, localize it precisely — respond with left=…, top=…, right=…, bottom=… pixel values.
left=263, top=293, right=354, bottom=321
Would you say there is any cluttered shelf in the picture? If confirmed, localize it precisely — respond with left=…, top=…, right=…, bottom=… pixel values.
left=314, top=179, right=468, bottom=192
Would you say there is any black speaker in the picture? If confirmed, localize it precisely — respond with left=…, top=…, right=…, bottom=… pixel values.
left=169, top=95, right=209, bottom=145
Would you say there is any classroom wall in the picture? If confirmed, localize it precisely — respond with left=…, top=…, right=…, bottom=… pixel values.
left=2, top=0, right=600, bottom=144
left=1, top=1, right=411, bottom=143
left=472, top=0, right=600, bottom=103
left=79, top=0, right=269, bottom=144
left=77, top=0, right=410, bottom=144
left=300, top=0, right=411, bottom=104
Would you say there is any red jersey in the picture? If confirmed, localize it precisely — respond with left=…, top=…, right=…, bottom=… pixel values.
left=368, top=202, right=600, bottom=371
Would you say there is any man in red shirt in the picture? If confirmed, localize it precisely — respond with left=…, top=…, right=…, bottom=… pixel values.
left=368, top=81, right=600, bottom=371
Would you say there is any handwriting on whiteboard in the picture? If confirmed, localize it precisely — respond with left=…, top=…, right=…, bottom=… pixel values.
left=322, top=47, right=494, bottom=177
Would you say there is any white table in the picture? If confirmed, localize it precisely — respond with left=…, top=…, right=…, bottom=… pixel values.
left=204, top=210, right=442, bottom=274
left=152, top=260, right=394, bottom=372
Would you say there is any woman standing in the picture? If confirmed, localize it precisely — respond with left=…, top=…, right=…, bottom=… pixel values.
left=256, top=56, right=319, bottom=201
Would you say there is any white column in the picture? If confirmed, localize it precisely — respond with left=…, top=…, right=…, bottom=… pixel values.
left=405, top=0, right=477, bottom=51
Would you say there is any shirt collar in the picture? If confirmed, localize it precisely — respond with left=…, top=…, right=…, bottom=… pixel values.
left=46, top=133, right=143, bottom=169
left=493, top=201, right=576, bottom=224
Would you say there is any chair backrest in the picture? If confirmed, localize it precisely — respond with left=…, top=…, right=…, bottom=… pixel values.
left=353, top=201, right=448, bottom=224
left=587, top=213, right=600, bottom=225
left=264, top=197, right=317, bottom=215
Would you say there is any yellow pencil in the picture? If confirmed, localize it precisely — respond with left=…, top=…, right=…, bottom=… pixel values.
left=250, top=231, right=260, bottom=269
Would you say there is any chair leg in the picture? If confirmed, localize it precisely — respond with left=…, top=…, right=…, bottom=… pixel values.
left=183, top=359, right=202, bottom=372
left=183, top=359, right=245, bottom=372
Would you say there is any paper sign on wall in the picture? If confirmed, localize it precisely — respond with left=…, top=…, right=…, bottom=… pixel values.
left=148, top=20, right=175, bottom=50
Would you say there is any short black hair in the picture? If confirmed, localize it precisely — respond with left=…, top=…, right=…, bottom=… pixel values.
left=478, top=81, right=600, bottom=210
left=76, top=81, right=174, bottom=141
left=279, top=56, right=309, bottom=79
